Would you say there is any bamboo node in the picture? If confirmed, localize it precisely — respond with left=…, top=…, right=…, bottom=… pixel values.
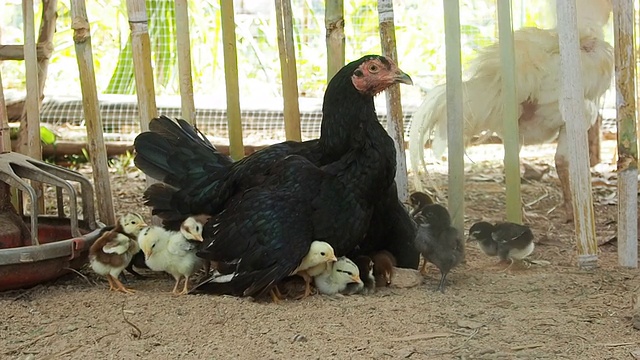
left=71, top=18, right=90, bottom=43
left=325, top=19, right=344, bottom=31
left=577, top=254, right=598, bottom=270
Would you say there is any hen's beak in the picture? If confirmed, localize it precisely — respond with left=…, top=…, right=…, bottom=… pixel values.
left=394, top=71, right=413, bottom=85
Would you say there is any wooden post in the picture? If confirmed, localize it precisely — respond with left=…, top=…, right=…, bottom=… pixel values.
left=219, top=0, right=244, bottom=160
left=556, top=0, right=598, bottom=269
left=612, top=0, right=638, bottom=268
left=70, top=0, right=116, bottom=226
left=442, top=0, right=465, bottom=234
left=174, top=0, right=196, bottom=125
left=325, top=0, right=345, bottom=82
left=378, top=0, right=409, bottom=202
left=275, top=0, right=302, bottom=142
left=18, top=0, right=41, bottom=160
left=125, top=0, right=158, bottom=133
left=0, top=72, right=10, bottom=153
left=497, top=0, right=522, bottom=224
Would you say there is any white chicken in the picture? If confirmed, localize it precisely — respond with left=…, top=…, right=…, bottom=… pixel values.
left=409, top=0, right=614, bottom=222
left=313, top=256, right=362, bottom=296
left=137, top=216, right=207, bottom=295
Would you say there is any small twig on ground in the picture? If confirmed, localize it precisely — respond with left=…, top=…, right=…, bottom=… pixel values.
left=524, top=189, right=549, bottom=208
left=511, top=343, right=544, bottom=351
left=121, top=302, right=142, bottom=339
left=432, top=328, right=480, bottom=355
left=64, top=267, right=94, bottom=286
left=41, top=345, right=82, bottom=360
left=390, top=333, right=452, bottom=342
left=3, top=332, right=56, bottom=355
left=93, top=331, right=119, bottom=345
left=599, top=342, right=637, bottom=347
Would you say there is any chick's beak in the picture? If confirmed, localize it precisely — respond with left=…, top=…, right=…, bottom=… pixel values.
left=190, top=232, right=204, bottom=242
left=394, top=70, right=413, bottom=85
left=352, top=274, right=361, bottom=283
left=329, top=254, right=338, bottom=262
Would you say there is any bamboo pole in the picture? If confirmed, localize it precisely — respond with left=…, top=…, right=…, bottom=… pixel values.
left=70, top=0, right=115, bottom=226
left=556, top=0, right=598, bottom=269
left=125, top=0, right=158, bottom=133
left=377, top=0, right=409, bottom=202
left=612, top=0, right=638, bottom=268
left=174, top=0, right=196, bottom=125
left=219, top=0, right=244, bottom=160
left=497, top=0, right=522, bottom=224
left=0, top=72, right=10, bottom=153
left=18, top=0, right=41, bottom=160
left=442, top=0, right=465, bottom=234
left=275, top=0, right=302, bottom=142
left=325, top=0, right=345, bottom=82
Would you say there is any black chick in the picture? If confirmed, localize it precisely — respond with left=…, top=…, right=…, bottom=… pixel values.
left=345, top=255, right=375, bottom=295
left=413, top=204, right=464, bottom=293
left=468, top=221, right=534, bottom=269
left=408, top=191, right=434, bottom=217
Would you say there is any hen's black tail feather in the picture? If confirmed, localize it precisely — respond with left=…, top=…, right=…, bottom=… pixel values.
left=134, top=115, right=233, bottom=187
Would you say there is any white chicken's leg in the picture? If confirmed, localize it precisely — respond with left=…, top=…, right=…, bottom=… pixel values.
left=554, top=128, right=574, bottom=223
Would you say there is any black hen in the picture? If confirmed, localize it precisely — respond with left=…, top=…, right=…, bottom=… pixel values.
left=134, top=55, right=413, bottom=297
left=414, top=204, right=464, bottom=293
left=134, top=56, right=417, bottom=268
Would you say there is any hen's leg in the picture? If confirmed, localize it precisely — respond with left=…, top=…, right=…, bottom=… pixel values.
left=554, top=128, right=574, bottom=223
left=587, top=114, right=601, bottom=167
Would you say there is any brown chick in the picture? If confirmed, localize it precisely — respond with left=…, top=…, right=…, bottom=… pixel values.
left=89, top=229, right=141, bottom=293
left=409, top=191, right=435, bottom=217
left=98, top=213, right=148, bottom=280
left=371, top=250, right=396, bottom=287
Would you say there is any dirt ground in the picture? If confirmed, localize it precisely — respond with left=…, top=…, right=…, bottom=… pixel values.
left=1, top=140, right=639, bottom=360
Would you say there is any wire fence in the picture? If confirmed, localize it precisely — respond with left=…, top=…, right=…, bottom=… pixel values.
left=1, top=0, right=617, bottom=144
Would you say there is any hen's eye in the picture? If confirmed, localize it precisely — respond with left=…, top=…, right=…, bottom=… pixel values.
left=369, top=64, right=379, bottom=73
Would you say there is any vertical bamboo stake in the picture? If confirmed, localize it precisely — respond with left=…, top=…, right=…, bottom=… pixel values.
left=19, top=0, right=41, bottom=160
left=325, top=0, right=345, bottom=82
left=275, top=0, right=302, bottom=142
left=34, top=0, right=57, bottom=114
left=174, top=0, right=196, bottom=125
left=556, top=0, right=598, bottom=269
left=377, top=0, right=408, bottom=202
left=442, top=0, right=465, bottom=234
left=497, top=0, right=522, bottom=224
left=0, top=72, right=10, bottom=153
left=219, top=0, right=244, bottom=160
left=70, top=0, right=115, bottom=226
left=612, top=0, right=638, bottom=268
left=125, top=0, right=158, bottom=133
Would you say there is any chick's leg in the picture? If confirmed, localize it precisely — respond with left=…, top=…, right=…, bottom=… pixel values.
left=270, top=288, right=282, bottom=304
left=106, top=275, right=116, bottom=291
left=295, top=272, right=313, bottom=300
left=110, top=274, right=136, bottom=293
left=419, top=259, right=428, bottom=276
left=176, top=276, right=190, bottom=295
left=437, top=272, right=449, bottom=293
left=171, top=277, right=182, bottom=295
